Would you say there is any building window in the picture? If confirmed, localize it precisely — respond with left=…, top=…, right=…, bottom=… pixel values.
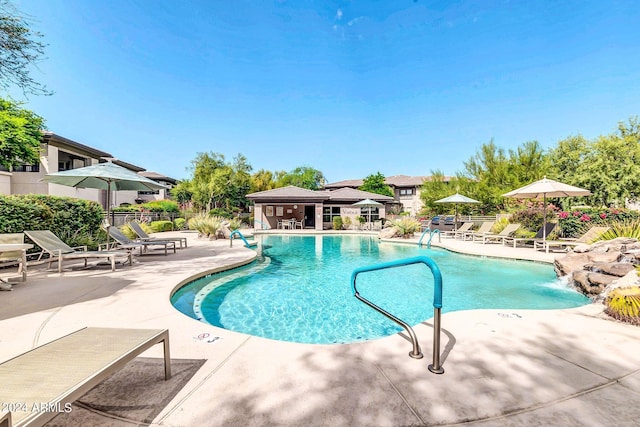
left=12, top=164, right=40, bottom=172
left=360, top=207, right=380, bottom=221
left=399, top=188, right=414, bottom=196
left=323, top=206, right=341, bottom=222
left=138, top=190, right=160, bottom=195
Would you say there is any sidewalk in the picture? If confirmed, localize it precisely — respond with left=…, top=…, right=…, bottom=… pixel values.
left=1, top=231, right=639, bottom=426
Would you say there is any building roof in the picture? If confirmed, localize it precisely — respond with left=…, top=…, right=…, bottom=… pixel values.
left=246, top=185, right=329, bottom=202
left=139, top=171, right=178, bottom=185
left=324, top=174, right=452, bottom=189
left=42, top=132, right=113, bottom=159
left=325, top=187, right=394, bottom=202
left=246, top=186, right=395, bottom=204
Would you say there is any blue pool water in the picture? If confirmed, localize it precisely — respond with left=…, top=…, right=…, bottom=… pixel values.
left=171, top=235, right=589, bottom=344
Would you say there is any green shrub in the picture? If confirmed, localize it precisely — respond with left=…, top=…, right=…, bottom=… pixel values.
left=333, top=216, right=343, bottom=230
left=209, top=208, right=233, bottom=219
left=143, top=200, right=180, bottom=213
left=511, top=207, right=555, bottom=234
left=343, top=216, right=352, bottom=229
left=605, top=286, right=640, bottom=326
left=390, top=217, right=421, bottom=238
left=150, top=220, right=174, bottom=232
left=228, top=218, right=243, bottom=231
left=174, top=218, right=186, bottom=230
left=597, top=220, right=640, bottom=240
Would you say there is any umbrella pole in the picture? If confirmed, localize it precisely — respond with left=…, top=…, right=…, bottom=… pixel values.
left=542, top=194, right=547, bottom=241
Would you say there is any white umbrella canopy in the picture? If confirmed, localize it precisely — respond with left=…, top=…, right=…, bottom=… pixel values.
left=352, top=199, right=383, bottom=225
left=435, top=193, right=480, bottom=230
left=41, top=162, right=167, bottom=228
left=503, top=177, right=591, bottom=241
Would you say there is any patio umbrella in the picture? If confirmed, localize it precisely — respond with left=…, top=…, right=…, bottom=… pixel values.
left=502, top=177, right=591, bottom=241
left=434, top=193, right=480, bottom=230
left=41, top=162, right=167, bottom=242
left=352, top=199, right=383, bottom=227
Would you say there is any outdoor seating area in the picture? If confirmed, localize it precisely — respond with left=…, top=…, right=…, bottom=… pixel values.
left=277, top=218, right=304, bottom=229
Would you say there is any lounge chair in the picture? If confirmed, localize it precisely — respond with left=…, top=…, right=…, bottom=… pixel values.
left=503, top=223, right=557, bottom=248
left=108, top=227, right=176, bottom=255
left=441, top=222, right=473, bottom=239
left=476, top=223, right=521, bottom=244
left=462, top=221, right=495, bottom=241
left=128, top=220, right=187, bottom=248
left=0, top=233, right=28, bottom=284
left=24, top=230, right=132, bottom=273
left=0, top=327, right=170, bottom=427
left=533, top=226, right=611, bottom=253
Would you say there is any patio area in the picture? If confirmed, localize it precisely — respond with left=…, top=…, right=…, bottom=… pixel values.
left=1, top=230, right=640, bottom=426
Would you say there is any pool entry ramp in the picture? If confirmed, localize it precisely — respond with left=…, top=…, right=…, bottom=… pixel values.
left=350, top=256, right=444, bottom=374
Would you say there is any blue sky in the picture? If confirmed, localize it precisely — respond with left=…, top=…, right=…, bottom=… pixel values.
left=9, top=0, right=640, bottom=182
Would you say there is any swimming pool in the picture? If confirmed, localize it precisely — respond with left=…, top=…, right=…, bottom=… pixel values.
left=171, top=235, right=589, bottom=344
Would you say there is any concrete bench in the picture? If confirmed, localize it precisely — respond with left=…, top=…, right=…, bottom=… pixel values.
left=0, top=327, right=171, bottom=427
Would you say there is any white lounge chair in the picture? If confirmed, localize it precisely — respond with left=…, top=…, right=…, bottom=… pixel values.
left=24, top=230, right=132, bottom=273
left=108, top=227, right=176, bottom=255
left=0, top=327, right=170, bottom=427
left=128, top=220, right=187, bottom=248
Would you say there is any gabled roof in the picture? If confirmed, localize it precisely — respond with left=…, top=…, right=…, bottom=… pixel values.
left=323, top=179, right=363, bottom=189
left=324, top=175, right=452, bottom=189
left=326, top=187, right=394, bottom=202
left=246, top=185, right=329, bottom=202
left=42, top=132, right=112, bottom=159
left=139, top=171, right=177, bottom=185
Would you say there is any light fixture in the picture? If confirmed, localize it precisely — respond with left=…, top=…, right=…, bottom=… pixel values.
left=293, top=205, right=298, bottom=209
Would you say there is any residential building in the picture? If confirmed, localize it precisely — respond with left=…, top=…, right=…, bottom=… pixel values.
left=0, top=132, right=175, bottom=208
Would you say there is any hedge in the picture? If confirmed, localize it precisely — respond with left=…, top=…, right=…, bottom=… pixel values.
left=0, top=194, right=104, bottom=248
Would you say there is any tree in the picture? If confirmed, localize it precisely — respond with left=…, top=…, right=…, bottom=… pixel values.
left=277, top=166, right=325, bottom=190
left=419, top=170, right=451, bottom=215
left=0, top=97, right=44, bottom=170
left=0, top=0, right=51, bottom=95
left=359, top=172, right=393, bottom=197
left=250, top=169, right=277, bottom=193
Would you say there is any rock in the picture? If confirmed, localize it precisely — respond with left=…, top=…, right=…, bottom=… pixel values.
left=572, top=271, right=618, bottom=298
left=554, top=251, right=620, bottom=277
left=378, top=227, right=400, bottom=239
left=583, top=262, right=635, bottom=277
left=596, top=270, right=640, bottom=303
left=554, top=237, right=640, bottom=300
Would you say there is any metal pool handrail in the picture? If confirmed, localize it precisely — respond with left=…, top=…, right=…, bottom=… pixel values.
left=229, top=230, right=252, bottom=248
left=350, top=256, right=444, bottom=374
left=417, top=228, right=441, bottom=248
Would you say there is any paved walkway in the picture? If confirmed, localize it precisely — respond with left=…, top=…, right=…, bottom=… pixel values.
left=1, top=231, right=639, bottom=426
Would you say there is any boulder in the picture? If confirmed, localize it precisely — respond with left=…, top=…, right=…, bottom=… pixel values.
left=379, top=227, right=400, bottom=239
left=572, top=271, right=618, bottom=298
left=554, top=237, right=640, bottom=300
left=583, top=262, right=635, bottom=277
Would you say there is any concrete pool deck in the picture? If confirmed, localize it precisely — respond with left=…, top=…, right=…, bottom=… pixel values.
left=1, top=230, right=640, bottom=426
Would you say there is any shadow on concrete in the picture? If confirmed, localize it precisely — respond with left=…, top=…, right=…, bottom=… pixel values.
left=45, top=357, right=206, bottom=426
left=0, top=271, right=135, bottom=320
left=172, top=312, right=640, bottom=426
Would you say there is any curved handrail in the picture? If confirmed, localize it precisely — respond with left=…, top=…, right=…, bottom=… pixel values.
left=418, top=229, right=441, bottom=248
left=350, top=256, right=444, bottom=374
left=254, top=219, right=271, bottom=230
left=229, top=230, right=252, bottom=248
left=426, top=229, right=441, bottom=248
left=417, top=227, right=431, bottom=246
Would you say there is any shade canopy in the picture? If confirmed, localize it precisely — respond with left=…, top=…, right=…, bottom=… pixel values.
left=41, top=162, right=167, bottom=192
left=434, top=193, right=480, bottom=230
left=352, top=198, right=383, bottom=207
left=42, top=162, right=167, bottom=241
left=502, top=177, right=591, bottom=199
left=352, top=199, right=383, bottom=227
left=434, top=193, right=480, bottom=204
left=503, top=177, right=591, bottom=241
